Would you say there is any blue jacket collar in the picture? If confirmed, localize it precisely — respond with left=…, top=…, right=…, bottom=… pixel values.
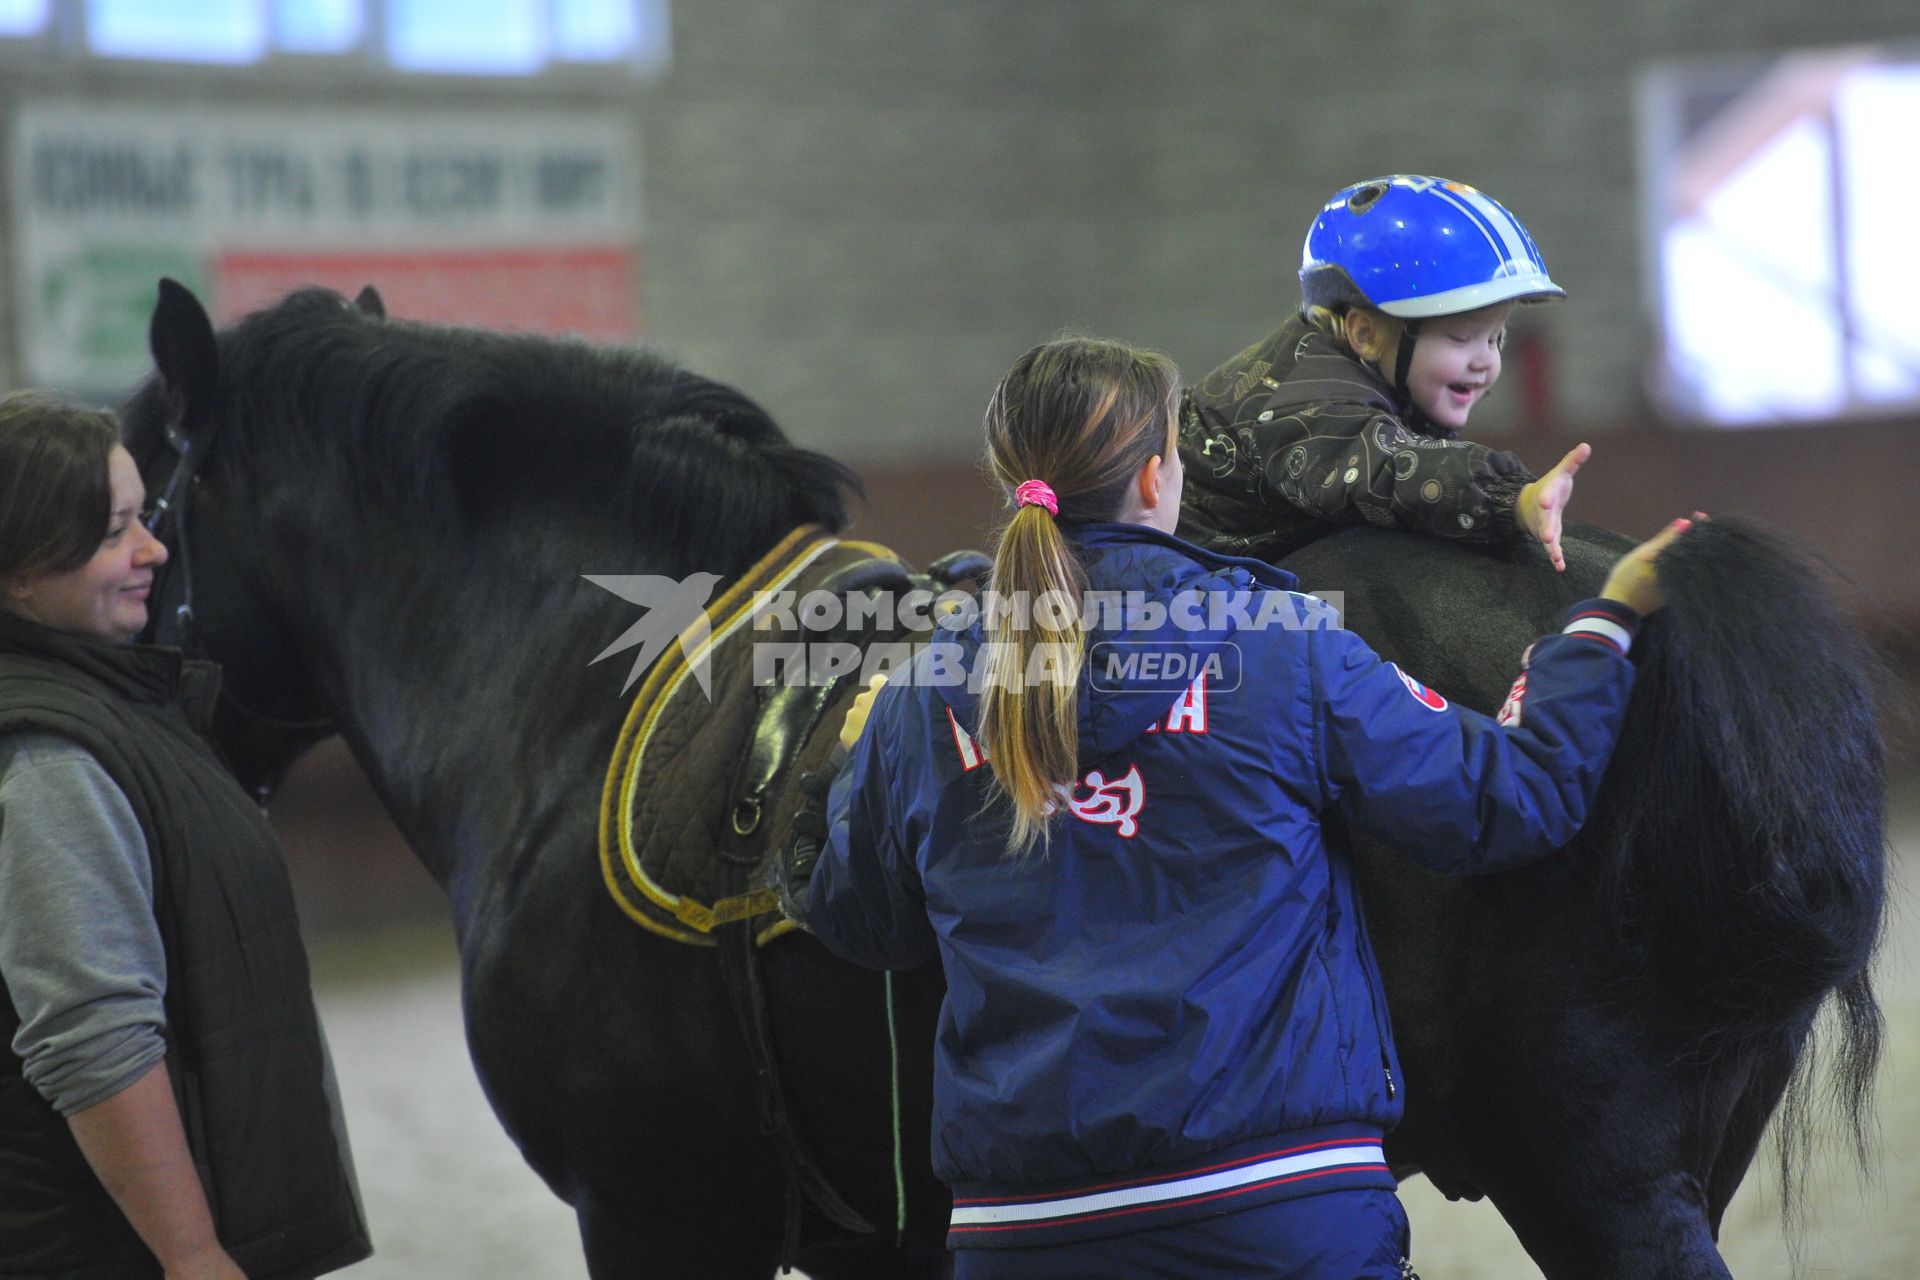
left=930, top=520, right=1304, bottom=762
left=1062, top=520, right=1299, bottom=593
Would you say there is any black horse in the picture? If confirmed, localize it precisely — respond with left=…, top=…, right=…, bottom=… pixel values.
left=119, top=281, right=1885, bottom=1279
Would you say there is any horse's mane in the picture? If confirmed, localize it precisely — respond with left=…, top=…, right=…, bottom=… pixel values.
left=203, top=287, right=859, bottom=576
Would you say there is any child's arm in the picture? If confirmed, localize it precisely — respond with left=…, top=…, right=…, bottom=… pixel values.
left=1183, top=323, right=1573, bottom=562
left=1253, top=401, right=1534, bottom=543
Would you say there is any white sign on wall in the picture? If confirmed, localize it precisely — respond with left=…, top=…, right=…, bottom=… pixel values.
left=10, top=101, right=643, bottom=392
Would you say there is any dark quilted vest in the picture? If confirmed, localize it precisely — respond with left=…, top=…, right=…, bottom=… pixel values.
left=0, top=611, right=370, bottom=1279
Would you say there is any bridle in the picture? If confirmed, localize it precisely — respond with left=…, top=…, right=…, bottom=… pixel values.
left=140, top=411, right=210, bottom=654
left=138, top=402, right=338, bottom=780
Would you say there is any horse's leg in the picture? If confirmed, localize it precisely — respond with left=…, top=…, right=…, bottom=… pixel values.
left=460, top=894, right=792, bottom=1280
left=1444, top=1013, right=1741, bottom=1279
left=576, top=1185, right=783, bottom=1280
left=794, top=1232, right=953, bottom=1280
left=1701, top=1031, right=1805, bottom=1234
left=1356, top=843, right=1742, bottom=1278
left=1481, top=1162, right=1731, bottom=1279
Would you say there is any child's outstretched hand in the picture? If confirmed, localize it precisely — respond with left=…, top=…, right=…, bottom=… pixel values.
left=1518, top=442, right=1591, bottom=572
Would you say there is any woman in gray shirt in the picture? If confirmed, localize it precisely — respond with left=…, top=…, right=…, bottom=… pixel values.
left=0, top=391, right=368, bottom=1279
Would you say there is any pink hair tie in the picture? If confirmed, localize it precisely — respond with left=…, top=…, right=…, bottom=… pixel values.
left=1014, top=479, right=1058, bottom=516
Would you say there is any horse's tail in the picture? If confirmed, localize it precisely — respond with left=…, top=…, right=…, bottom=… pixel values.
left=1584, top=517, right=1887, bottom=1174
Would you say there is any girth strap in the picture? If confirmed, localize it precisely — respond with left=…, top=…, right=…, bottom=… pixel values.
left=717, top=916, right=875, bottom=1259
left=708, top=541, right=989, bottom=1264
left=713, top=554, right=924, bottom=1261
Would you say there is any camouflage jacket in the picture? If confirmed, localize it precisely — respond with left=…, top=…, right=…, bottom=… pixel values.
left=1177, top=314, right=1535, bottom=562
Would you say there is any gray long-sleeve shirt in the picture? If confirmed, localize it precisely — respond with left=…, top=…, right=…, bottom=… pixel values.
left=0, top=732, right=169, bottom=1115
left=0, top=731, right=366, bottom=1232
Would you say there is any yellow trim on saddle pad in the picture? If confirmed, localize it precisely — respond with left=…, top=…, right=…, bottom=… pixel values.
left=595, top=525, right=903, bottom=946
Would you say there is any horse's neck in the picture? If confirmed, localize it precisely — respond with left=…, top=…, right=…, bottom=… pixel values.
left=300, top=529, right=654, bottom=909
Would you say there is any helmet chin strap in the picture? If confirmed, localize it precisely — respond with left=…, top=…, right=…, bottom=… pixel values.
left=1392, top=320, right=1436, bottom=434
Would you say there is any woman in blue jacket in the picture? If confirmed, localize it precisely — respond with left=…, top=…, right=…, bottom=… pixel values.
left=796, top=338, right=1684, bottom=1278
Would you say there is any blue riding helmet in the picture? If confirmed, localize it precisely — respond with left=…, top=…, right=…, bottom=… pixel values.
left=1300, top=176, right=1565, bottom=319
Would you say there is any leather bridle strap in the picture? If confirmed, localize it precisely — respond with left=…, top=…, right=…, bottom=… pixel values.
left=139, top=422, right=338, bottom=749
left=140, top=414, right=215, bottom=653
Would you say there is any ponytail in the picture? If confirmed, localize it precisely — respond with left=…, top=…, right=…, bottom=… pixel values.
left=978, top=500, right=1087, bottom=854
left=976, top=338, right=1180, bottom=856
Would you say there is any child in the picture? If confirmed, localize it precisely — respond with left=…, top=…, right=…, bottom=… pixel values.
left=1179, top=174, right=1590, bottom=570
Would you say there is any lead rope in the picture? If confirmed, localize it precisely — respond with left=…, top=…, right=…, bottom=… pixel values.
left=885, top=969, right=906, bottom=1243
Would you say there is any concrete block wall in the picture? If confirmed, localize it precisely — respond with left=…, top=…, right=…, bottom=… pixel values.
left=640, top=0, right=1920, bottom=463
left=6, top=2, right=1916, bottom=455
left=636, top=0, right=1918, bottom=623
left=0, top=1, right=1913, bottom=601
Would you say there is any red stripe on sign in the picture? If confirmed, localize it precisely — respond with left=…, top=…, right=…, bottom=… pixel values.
left=214, top=246, right=640, bottom=339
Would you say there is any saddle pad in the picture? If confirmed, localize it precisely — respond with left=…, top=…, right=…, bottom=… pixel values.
left=597, top=525, right=907, bottom=946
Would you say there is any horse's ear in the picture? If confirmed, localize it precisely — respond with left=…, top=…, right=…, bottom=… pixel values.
left=353, top=285, right=386, bottom=318
left=149, top=278, right=220, bottom=430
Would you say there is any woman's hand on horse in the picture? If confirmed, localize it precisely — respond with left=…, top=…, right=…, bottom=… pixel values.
left=1518, top=442, right=1591, bottom=573
left=1601, top=514, right=1704, bottom=615
left=840, top=673, right=889, bottom=752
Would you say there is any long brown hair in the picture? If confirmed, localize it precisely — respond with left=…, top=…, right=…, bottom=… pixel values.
left=0, top=391, right=120, bottom=586
left=977, top=338, right=1180, bottom=854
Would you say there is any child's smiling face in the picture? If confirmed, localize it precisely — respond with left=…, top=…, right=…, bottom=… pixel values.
left=1404, top=302, right=1513, bottom=431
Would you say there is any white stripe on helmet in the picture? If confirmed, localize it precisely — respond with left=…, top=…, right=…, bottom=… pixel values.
left=1435, top=184, right=1541, bottom=275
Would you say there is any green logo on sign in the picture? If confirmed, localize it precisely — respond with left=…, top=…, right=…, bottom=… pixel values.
left=39, top=245, right=206, bottom=390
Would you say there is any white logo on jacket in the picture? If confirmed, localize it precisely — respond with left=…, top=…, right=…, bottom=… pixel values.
left=950, top=709, right=1147, bottom=838
left=1064, top=766, right=1146, bottom=837
left=944, top=677, right=1218, bottom=838
left=1144, top=673, right=1210, bottom=735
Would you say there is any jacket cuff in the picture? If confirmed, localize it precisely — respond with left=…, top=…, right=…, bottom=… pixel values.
left=1482, top=470, right=1532, bottom=537
left=1560, top=598, right=1641, bottom=655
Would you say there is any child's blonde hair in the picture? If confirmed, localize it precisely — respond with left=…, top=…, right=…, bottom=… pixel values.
left=1303, top=303, right=1404, bottom=366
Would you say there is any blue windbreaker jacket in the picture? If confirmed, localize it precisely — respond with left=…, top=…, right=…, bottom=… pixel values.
left=802, top=521, right=1639, bottom=1248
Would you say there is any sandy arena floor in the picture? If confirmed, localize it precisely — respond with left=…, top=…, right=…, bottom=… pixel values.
left=308, top=794, right=1919, bottom=1279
